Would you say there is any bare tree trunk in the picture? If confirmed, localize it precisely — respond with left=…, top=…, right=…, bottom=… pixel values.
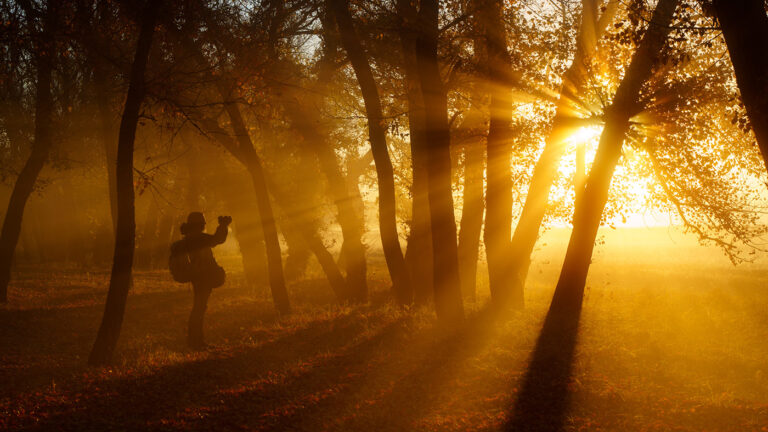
left=0, top=3, right=56, bottom=303
left=309, top=13, right=368, bottom=302
left=89, top=1, right=159, bottom=365
left=213, top=142, right=269, bottom=291
left=507, top=0, right=616, bottom=298
left=457, top=110, right=485, bottom=302
left=284, top=101, right=366, bottom=302
left=712, top=0, right=768, bottom=172
left=328, top=0, right=412, bottom=305
left=550, top=0, right=678, bottom=315
left=416, top=0, right=464, bottom=323
left=228, top=112, right=291, bottom=315
left=397, top=1, right=434, bottom=305
left=480, top=0, right=517, bottom=309
left=457, top=13, right=488, bottom=302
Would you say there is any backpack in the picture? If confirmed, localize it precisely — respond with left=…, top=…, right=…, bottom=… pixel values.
left=169, top=241, right=193, bottom=283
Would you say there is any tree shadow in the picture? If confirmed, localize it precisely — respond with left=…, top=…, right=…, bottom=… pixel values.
left=276, top=305, right=502, bottom=431
left=504, top=302, right=582, bottom=432
left=10, top=311, right=403, bottom=432
left=177, top=317, right=415, bottom=431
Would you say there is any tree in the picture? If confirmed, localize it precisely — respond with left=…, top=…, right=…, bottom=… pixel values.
left=507, top=0, right=617, bottom=304
left=328, top=0, right=412, bottom=305
left=415, top=0, right=465, bottom=323
left=0, top=0, right=57, bottom=303
left=456, top=77, right=486, bottom=302
left=276, top=27, right=368, bottom=301
left=549, top=0, right=679, bottom=314
left=89, top=0, right=161, bottom=365
left=479, top=0, right=517, bottom=309
left=397, top=0, right=434, bottom=305
left=709, top=0, right=768, bottom=173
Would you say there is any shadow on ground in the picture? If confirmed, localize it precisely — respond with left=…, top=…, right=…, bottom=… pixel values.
left=504, top=302, right=582, bottom=432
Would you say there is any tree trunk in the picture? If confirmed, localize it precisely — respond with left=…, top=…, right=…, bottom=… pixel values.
left=712, top=0, right=768, bottom=172
left=234, top=131, right=291, bottom=315
left=457, top=110, right=485, bottom=302
left=283, top=101, right=366, bottom=302
left=89, top=1, right=159, bottom=365
left=217, top=168, right=269, bottom=290
left=328, top=0, right=412, bottom=305
left=0, top=4, right=56, bottom=303
left=480, top=0, right=517, bottom=309
left=456, top=15, right=487, bottom=302
left=550, top=0, right=678, bottom=315
left=311, top=12, right=368, bottom=302
left=415, top=0, right=464, bottom=323
left=263, top=172, right=349, bottom=301
left=507, top=0, right=617, bottom=298
left=397, top=1, right=434, bottom=305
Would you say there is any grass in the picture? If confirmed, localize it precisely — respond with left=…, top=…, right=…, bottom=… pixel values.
left=1, top=227, right=768, bottom=431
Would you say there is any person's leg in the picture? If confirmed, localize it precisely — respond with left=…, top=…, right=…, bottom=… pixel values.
left=188, top=284, right=212, bottom=348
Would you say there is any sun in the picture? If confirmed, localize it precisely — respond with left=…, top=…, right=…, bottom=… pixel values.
left=565, top=125, right=603, bottom=144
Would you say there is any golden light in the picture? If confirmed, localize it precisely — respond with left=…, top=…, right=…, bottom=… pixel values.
left=565, top=125, right=603, bottom=144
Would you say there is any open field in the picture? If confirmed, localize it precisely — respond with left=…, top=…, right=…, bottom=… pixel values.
left=2, top=227, right=768, bottom=431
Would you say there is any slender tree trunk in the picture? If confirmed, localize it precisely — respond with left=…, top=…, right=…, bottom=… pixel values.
left=712, top=0, right=768, bottom=172
left=231, top=121, right=291, bottom=315
left=416, top=0, right=464, bottom=323
left=307, top=133, right=367, bottom=302
left=550, top=0, right=678, bottom=315
left=217, top=168, right=268, bottom=290
left=285, top=218, right=349, bottom=300
left=0, top=5, right=56, bottom=303
left=481, top=0, right=517, bottom=309
left=263, top=173, right=348, bottom=300
left=328, top=0, right=412, bottom=305
left=457, top=9, right=488, bottom=302
left=397, top=2, right=434, bottom=305
left=457, top=109, right=486, bottom=301
left=284, top=101, right=366, bottom=302
left=507, top=0, right=617, bottom=298
left=311, top=12, right=368, bottom=302
left=89, top=1, right=159, bottom=365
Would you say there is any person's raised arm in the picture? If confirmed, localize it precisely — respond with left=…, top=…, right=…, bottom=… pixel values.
left=209, top=216, right=232, bottom=246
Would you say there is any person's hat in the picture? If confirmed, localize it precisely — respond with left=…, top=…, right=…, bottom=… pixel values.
left=186, top=212, right=206, bottom=225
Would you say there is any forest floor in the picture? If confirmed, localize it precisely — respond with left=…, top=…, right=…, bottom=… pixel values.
left=2, top=228, right=768, bottom=431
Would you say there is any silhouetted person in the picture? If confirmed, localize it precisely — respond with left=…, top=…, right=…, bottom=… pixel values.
left=171, top=212, right=231, bottom=349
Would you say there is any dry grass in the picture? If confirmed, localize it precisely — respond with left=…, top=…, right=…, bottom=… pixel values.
left=1, top=227, right=768, bottom=431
